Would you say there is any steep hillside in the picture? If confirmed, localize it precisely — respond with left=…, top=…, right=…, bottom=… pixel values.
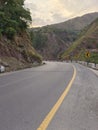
left=30, top=12, right=98, bottom=60
left=0, top=0, right=42, bottom=72
left=0, top=32, right=42, bottom=71
left=62, top=18, right=98, bottom=63
left=30, top=28, right=77, bottom=60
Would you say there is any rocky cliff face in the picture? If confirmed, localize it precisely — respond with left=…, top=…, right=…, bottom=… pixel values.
left=36, top=30, right=75, bottom=60
left=0, top=32, right=42, bottom=71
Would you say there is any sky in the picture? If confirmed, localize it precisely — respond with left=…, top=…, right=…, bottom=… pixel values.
left=24, top=0, right=98, bottom=27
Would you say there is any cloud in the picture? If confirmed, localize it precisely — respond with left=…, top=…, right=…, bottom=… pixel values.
left=59, top=0, right=98, bottom=16
left=52, top=13, right=67, bottom=23
left=25, top=0, right=98, bottom=27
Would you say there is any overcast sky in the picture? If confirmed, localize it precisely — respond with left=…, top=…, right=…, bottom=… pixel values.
left=24, top=0, right=98, bottom=27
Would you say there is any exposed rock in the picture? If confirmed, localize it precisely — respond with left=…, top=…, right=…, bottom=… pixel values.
left=0, top=32, right=42, bottom=72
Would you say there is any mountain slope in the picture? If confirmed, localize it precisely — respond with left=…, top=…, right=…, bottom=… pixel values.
left=31, top=28, right=76, bottom=60
left=61, top=18, right=98, bottom=63
left=31, top=12, right=98, bottom=60
left=0, top=32, right=42, bottom=71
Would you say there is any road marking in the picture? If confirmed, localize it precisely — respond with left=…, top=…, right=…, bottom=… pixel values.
left=37, top=65, right=76, bottom=130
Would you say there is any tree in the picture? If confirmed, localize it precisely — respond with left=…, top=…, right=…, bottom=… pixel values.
left=30, top=31, right=47, bottom=49
left=0, top=0, right=32, bottom=39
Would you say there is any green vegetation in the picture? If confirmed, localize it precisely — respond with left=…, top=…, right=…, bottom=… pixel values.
left=75, top=51, right=98, bottom=64
left=0, top=0, right=32, bottom=39
left=89, top=52, right=98, bottom=64
left=30, top=30, right=47, bottom=49
left=30, top=27, right=78, bottom=51
left=61, top=18, right=98, bottom=64
left=61, top=36, right=85, bottom=59
left=0, top=0, right=43, bottom=72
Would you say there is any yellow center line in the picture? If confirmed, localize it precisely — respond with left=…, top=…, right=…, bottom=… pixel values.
left=37, top=65, right=77, bottom=130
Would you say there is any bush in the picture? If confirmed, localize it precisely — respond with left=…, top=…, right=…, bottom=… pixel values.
left=0, top=0, right=32, bottom=39
left=6, top=19, right=18, bottom=30
left=30, top=31, right=47, bottom=49
left=5, top=27, right=16, bottom=39
left=0, top=29, right=3, bottom=38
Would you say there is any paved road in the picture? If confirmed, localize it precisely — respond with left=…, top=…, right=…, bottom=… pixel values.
left=0, top=62, right=74, bottom=130
left=0, top=62, right=98, bottom=130
left=47, top=63, right=98, bottom=130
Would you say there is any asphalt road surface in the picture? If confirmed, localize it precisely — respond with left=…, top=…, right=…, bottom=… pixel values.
left=0, top=62, right=98, bottom=130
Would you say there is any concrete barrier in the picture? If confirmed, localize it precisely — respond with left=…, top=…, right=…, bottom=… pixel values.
left=77, top=61, right=98, bottom=70
left=96, top=64, right=98, bottom=69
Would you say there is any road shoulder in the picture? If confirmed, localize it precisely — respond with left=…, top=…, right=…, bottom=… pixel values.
left=89, top=68, right=98, bottom=77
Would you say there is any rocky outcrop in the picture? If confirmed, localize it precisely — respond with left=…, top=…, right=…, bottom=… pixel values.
left=0, top=32, right=42, bottom=71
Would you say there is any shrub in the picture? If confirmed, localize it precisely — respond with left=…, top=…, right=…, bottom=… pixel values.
left=30, top=31, right=47, bottom=49
left=0, top=29, right=3, bottom=38
left=5, top=27, right=16, bottom=39
left=0, top=0, right=32, bottom=39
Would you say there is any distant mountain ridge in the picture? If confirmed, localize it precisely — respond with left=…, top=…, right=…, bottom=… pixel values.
left=48, top=12, right=98, bottom=31
left=30, top=12, right=98, bottom=60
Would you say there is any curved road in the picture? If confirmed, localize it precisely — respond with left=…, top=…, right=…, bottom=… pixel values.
left=0, top=62, right=98, bottom=130
left=0, top=62, right=74, bottom=130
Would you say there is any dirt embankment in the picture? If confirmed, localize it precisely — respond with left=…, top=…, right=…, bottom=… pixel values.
left=0, top=32, right=42, bottom=72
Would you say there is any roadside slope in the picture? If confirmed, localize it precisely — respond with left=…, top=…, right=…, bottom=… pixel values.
left=62, top=18, right=98, bottom=63
left=0, top=32, right=42, bottom=71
